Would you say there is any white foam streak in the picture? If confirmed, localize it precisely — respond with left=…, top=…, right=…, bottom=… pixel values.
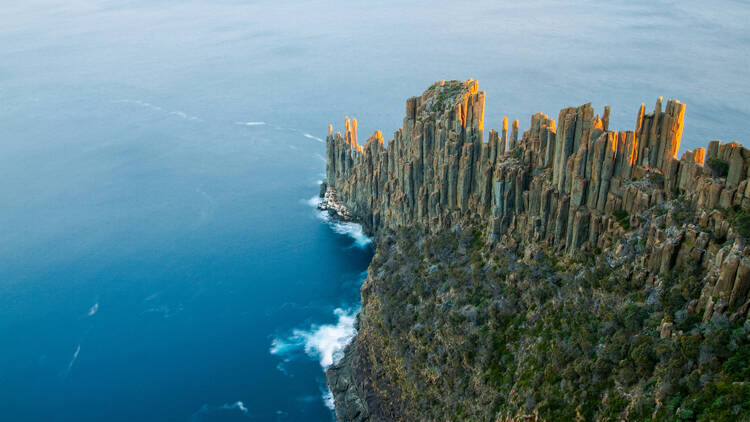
left=236, top=121, right=266, bottom=126
left=304, top=133, right=324, bottom=143
left=61, top=344, right=81, bottom=379
left=69, top=345, right=80, bottom=370
left=192, top=401, right=251, bottom=421
left=220, top=401, right=248, bottom=414
left=115, top=99, right=201, bottom=121
left=87, top=302, right=99, bottom=316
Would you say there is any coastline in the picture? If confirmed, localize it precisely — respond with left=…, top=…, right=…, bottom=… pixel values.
left=318, top=183, right=381, bottom=421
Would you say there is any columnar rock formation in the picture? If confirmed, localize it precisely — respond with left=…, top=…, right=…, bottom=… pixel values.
left=324, top=79, right=750, bottom=323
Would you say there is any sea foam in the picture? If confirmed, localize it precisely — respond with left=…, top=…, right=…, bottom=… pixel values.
left=304, top=195, right=322, bottom=207
left=270, top=307, right=358, bottom=369
left=322, top=388, right=335, bottom=410
left=303, top=133, right=324, bottom=143
left=312, top=209, right=372, bottom=249
left=303, top=194, right=373, bottom=249
left=60, top=344, right=81, bottom=379
left=329, top=220, right=372, bottom=248
left=191, top=401, right=250, bottom=421
left=115, top=99, right=200, bottom=121
left=317, top=211, right=372, bottom=248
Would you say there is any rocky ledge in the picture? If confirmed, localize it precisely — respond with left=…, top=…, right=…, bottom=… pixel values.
left=318, top=182, right=353, bottom=221
left=324, top=80, right=750, bottom=421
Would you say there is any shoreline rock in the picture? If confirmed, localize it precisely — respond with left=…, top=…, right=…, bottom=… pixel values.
left=318, top=182, right=354, bottom=222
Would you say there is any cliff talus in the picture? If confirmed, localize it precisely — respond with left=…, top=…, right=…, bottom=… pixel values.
left=324, top=80, right=750, bottom=421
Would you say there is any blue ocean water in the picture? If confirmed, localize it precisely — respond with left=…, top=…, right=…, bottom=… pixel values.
left=0, top=0, right=749, bottom=421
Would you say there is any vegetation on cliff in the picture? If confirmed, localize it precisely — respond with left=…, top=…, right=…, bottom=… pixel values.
left=346, top=220, right=749, bottom=421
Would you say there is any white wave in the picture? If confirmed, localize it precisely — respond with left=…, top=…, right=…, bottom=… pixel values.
left=269, top=337, right=297, bottom=356
left=191, top=401, right=250, bottom=421
left=236, top=121, right=266, bottom=126
left=221, top=401, right=248, bottom=414
left=304, top=196, right=322, bottom=207
left=115, top=99, right=200, bottom=121
left=69, top=345, right=80, bottom=369
left=61, top=344, right=81, bottom=379
left=270, top=308, right=358, bottom=370
left=322, top=388, right=335, bottom=410
left=331, top=221, right=372, bottom=248
left=170, top=110, right=201, bottom=121
left=304, top=133, right=324, bottom=143
left=115, top=99, right=163, bottom=111
left=87, top=302, right=99, bottom=316
left=314, top=210, right=372, bottom=249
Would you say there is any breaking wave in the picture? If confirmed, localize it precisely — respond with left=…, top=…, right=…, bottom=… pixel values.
left=302, top=194, right=372, bottom=248
left=316, top=211, right=372, bottom=248
left=235, top=121, right=266, bottom=126
left=329, top=220, right=372, bottom=248
left=87, top=302, right=99, bottom=316
left=270, top=307, right=358, bottom=369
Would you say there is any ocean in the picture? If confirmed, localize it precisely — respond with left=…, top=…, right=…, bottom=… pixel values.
left=0, top=0, right=748, bottom=420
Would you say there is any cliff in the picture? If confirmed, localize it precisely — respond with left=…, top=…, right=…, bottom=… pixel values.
left=323, top=80, right=750, bottom=421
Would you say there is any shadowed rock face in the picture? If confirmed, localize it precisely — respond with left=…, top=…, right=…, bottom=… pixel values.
left=324, top=80, right=750, bottom=421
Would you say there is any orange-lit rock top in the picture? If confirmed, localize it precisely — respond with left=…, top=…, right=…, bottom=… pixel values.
left=325, top=79, right=748, bottom=252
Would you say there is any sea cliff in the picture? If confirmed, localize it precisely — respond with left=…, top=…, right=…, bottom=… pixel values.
left=323, top=80, right=750, bottom=421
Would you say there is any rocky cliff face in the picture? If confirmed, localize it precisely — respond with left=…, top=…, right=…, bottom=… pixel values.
left=324, top=80, right=750, bottom=421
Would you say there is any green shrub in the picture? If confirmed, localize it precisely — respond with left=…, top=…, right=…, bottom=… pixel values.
left=733, top=210, right=750, bottom=238
left=613, top=209, right=630, bottom=230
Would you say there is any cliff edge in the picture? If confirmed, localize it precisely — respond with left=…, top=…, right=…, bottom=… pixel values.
left=324, top=80, right=750, bottom=421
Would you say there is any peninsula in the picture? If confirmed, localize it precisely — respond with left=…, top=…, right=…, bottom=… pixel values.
left=321, top=80, right=750, bottom=421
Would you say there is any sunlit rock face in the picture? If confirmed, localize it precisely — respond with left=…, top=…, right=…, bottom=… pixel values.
left=325, top=81, right=749, bottom=283
left=324, top=80, right=750, bottom=421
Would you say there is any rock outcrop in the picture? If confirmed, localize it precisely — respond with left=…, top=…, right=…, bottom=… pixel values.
left=323, top=80, right=750, bottom=421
